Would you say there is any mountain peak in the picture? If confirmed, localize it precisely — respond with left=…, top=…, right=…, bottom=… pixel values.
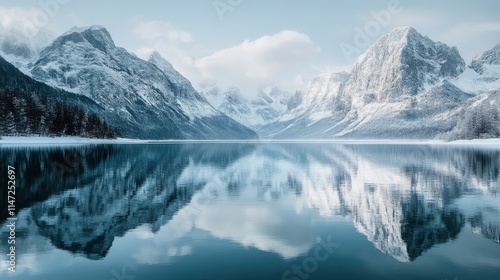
left=378, top=26, right=428, bottom=48
left=346, top=27, right=465, bottom=102
left=148, top=50, right=173, bottom=68
left=148, top=50, right=163, bottom=61
left=471, top=42, right=500, bottom=73
left=63, top=25, right=108, bottom=34
left=389, top=26, right=417, bottom=36
left=55, top=25, right=115, bottom=53
left=395, top=26, right=415, bottom=32
left=146, top=50, right=195, bottom=94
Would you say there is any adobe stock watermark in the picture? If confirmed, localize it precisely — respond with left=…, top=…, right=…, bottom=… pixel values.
left=51, top=148, right=91, bottom=182
left=18, top=0, right=72, bottom=39
left=213, top=0, right=244, bottom=21
left=281, top=235, right=340, bottom=280
left=110, top=263, right=136, bottom=280
left=339, top=0, right=405, bottom=62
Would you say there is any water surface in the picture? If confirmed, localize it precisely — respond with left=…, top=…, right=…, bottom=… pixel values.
left=1, top=143, right=499, bottom=279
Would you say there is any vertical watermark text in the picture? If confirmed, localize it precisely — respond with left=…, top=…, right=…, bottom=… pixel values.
left=6, top=165, right=17, bottom=273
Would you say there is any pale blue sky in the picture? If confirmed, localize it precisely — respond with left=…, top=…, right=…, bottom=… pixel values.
left=1, top=0, right=499, bottom=95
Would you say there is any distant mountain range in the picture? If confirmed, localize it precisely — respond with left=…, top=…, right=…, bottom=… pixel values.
left=203, top=85, right=294, bottom=130
left=0, top=26, right=499, bottom=140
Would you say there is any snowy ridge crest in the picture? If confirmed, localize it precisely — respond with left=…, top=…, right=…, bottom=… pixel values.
left=53, top=25, right=115, bottom=53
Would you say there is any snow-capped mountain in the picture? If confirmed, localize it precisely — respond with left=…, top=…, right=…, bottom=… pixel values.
left=263, top=27, right=498, bottom=139
left=344, top=27, right=465, bottom=105
left=203, top=85, right=293, bottom=130
left=28, top=25, right=256, bottom=139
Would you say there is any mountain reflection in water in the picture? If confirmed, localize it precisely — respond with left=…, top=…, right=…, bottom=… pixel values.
left=0, top=143, right=499, bottom=279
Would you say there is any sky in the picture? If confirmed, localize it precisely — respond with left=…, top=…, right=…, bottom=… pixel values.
left=0, top=0, right=499, bottom=97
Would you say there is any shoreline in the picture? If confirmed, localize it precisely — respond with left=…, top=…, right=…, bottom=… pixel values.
left=1, top=136, right=500, bottom=146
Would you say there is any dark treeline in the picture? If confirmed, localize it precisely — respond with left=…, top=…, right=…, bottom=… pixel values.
left=0, top=90, right=118, bottom=138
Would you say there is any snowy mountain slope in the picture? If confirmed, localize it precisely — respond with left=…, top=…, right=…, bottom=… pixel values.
left=0, top=54, right=116, bottom=125
left=442, top=88, right=500, bottom=140
left=148, top=50, right=194, bottom=95
left=471, top=43, right=500, bottom=74
left=280, top=72, right=349, bottom=123
left=203, top=85, right=293, bottom=130
left=204, top=86, right=252, bottom=123
left=263, top=81, right=472, bottom=139
left=451, top=43, right=500, bottom=95
left=258, top=72, right=349, bottom=138
left=263, top=27, right=477, bottom=139
left=29, top=26, right=256, bottom=139
left=450, top=66, right=500, bottom=95
left=440, top=43, right=500, bottom=140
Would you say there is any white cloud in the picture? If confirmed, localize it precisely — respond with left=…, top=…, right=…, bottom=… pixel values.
left=447, top=22, right=500, bottom=40
left=0, top=7, right=49, bottom=40
left=133, top=47, right=157, bottom=60
left=194, top=200, right=316, bottom=259
left=128, top=190, right=317, bottom=262
left=0, top=6, right=54, bottom=54
left=131, top=21, right=201, bottom=90
left=132, top=29, right=321, bottom=97
left=133, top=20, right=193, bottom=43
left=192, top=30, right=320, bottom=94
left=0, top=7, right=38, bottom=30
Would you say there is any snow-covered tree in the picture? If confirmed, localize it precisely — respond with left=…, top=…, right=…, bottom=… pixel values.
left=5, top=111, right=16, bottom=135
left=447, top=102, right=500, bottom=140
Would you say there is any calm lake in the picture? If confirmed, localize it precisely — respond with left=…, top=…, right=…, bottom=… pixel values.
left=1, top=142, right=499, bottom=280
